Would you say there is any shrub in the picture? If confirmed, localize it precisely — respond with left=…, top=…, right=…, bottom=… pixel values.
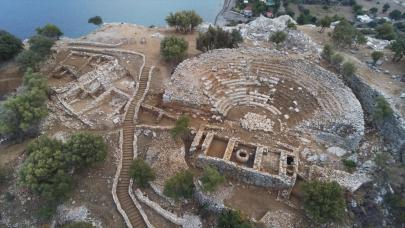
left=63, top=133, right=107, bottom=167
left=341, top=61, right=356, bottom=77
left=130, top=159, right=155, bottom=188
left=373, top=96, right=393, bottom=120
left=0, top=69, right=48, bottom=137
left=0, top=30, right=23, bottom=62
left=322, top=44, right=335, bottom=62
left=36, top=24, right=63, bottom=39
left=342, top=159, right=356, bottom=172
left=270, top=31, right=287, bottom=46
left=166, top=10, right=203, bottom=33
left=218, top=209, right=252, bottom=228
left=170, top=115, right=190, bottom=139
left=16, top=50, right=42, bottom=71
left=88, top=16, right=103, bottom=26
left=200, top=166, right=225, bottom=192
left=287, top=20, right=297, bottom=30
left=196, top=26, right=243, bottom=52
left=160, top=36, right=188, bottom=62
left=330, top=53, right=344, bottom=68
left=319, top=16, right=332, bottom=33
left=19, top=136, right=72, bottom=200
left=385, top=192, right=405, bottom=224
left=62, top=221, right=95, bottom=228
left=163, top=170, right=194, bottom=200
left=28, top=35, right=55, bottom=56
left=302, top=181, right=345, bottom=223
left=371, top=51, right=384, bottom=66
left=0, top=167, right=8, bottom=184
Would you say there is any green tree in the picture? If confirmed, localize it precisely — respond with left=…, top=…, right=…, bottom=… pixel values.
left=331, top=19, right=357, bottom=48
left=355, top=32, right=367, bottom=47
left=160, top=36, right=188, bottom=62
left=389, top=10, right=402, bottom=20
left=196, top=26, right=243, bottom=52
left=165, top=10, right=203, bottom=33
left=19, top=137, right=72, bottom=200
left=63, top=133, right=107, bottom=167
left=130, top=159, right=155, bottom=188
left=200, top=166, right=225, bottom=192
left=375, top=22, right=396, bottom=40
left=370, top=7, right=378, bottom=16
left=88, top=16, right=103, bottom=26
left=252, top=1, right=267, bottom=16
left=0, top=30, right=23, bottom=62
left=36, top=24, right=63, bottom=39
left=218, top=209, right=252, bottom=228
left=15, top=50, right=42, bottom=71
left=341, top=61, right=357, bottom=77
left=0, top=69, right=48, bottom=137
left=352, top=4, right=363, bottom=15
left=270, top=31, right=287, bottom=46
left=371, top=51, right=384, bottom=66
left=332, top=20, right=351, bottom=46
left=373, top=96, right=393, bottom=120
left=390, top=37, right=405, bottom=61
left=322, top=44, right=335, bottom=62
left=319, top=16, right=331, bottom=33
left=170, top=115, right=190, bottom=139
left=28, top=35, right=55, bottom=57
left=382, top=3, right=390, bottom=13
left=302, top=181, right=345, bottom=223
left=163, top=170, right=194, bottom=200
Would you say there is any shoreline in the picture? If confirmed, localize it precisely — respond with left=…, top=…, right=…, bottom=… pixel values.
left=215, top=0, right=248, bottom=26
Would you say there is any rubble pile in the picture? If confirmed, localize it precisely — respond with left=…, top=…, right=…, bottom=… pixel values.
left=240, top=112, right=274, bottom=132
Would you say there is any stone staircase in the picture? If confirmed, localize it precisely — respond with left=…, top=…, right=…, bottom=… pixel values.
left=114, top=66, right=151, bottom=228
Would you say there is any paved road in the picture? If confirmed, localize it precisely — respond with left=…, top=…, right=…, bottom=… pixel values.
left=215, top=0, right=248, bottom=26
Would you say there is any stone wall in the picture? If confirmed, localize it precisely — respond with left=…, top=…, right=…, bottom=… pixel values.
left=196, top=155, right=293, bottom=189
left=345, top=73, right=405, bottom=163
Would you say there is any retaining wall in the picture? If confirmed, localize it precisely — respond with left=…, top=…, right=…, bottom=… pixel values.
left=196, top=155, right=293, bottom=188
left=345, top=73, right=405, bottom=163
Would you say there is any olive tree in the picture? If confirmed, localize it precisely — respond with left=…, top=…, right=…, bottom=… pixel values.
left=88, top=16, right=103, bottom=26
left=170, top=115, right=190, bottom=139
left=0, top=30, right=23, bottom=61
left=390, top=37, right=405, bottom=61
left=163, top=170, right=194, bottom=200
left=36, top=24, right=63, bottom=39
left=166, top=10, right=203, bottom=33
left=218, top=209, right=252, bottom=228
left=371, top=51, right=384, bottom=66
left=19, top=137, right=72, bottom=200
left=196, top=26, right=243, bottom=52
left=63, top=133, right=107, bottom=167
left=303, top=181, right=345, bottom=223
left=130, top=159, right=155, bottom=188
left=341, top=61, right=357, bottom=77
left=160, top=36, right=188, bottom=62
left=0, top=69, right=48, bottom=137
left=200, top=166, right=225, bottom=192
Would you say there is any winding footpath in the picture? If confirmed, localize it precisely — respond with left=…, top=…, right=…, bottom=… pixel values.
left=113, top=65, right=152, bottom=228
